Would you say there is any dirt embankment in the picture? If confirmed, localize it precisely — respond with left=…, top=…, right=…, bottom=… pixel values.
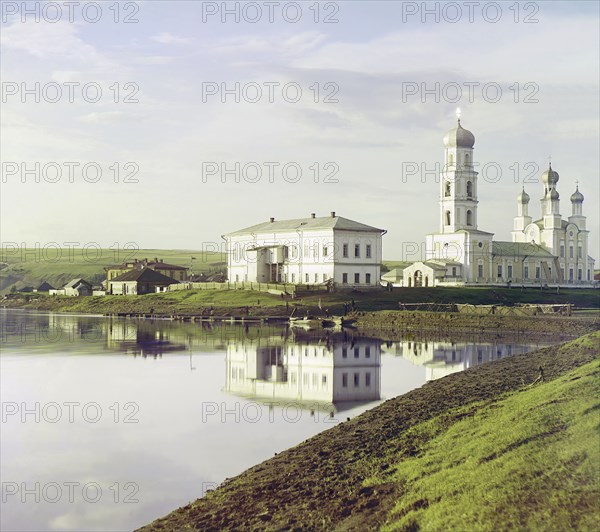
left=351, top=310, right=600, bottom=343
left=137, top=332, right=599, bottom=532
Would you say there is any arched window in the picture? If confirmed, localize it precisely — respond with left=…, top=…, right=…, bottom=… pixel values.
left=445, top=210, right=451, bottom=226
left=466, top=181, right=473, bottom=198
left=465, top=153, right=470, bottom=166
left=445, top=181, right=451, bottom=197
left=449, top=153, right=454, bottom=166
left=466, top=210, right=472, bottom=226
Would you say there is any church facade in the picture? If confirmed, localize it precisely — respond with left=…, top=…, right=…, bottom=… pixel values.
left=402, top=116, right=595, bottom=287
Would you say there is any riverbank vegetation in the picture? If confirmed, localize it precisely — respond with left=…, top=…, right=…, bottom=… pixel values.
left=138, top=332, right=599, bottom=531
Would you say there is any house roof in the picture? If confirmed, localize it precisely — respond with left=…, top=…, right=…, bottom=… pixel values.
left=109, top=268, right=179, bottom=284
left=64, top=278, right=91, bottom=288
left=36, top=281, right=55, bottom=291
left=105, top=260, right=187, bottom=271
left=224, top=215, right=385, bottom=237
left=492, top=241, right=555, bottom=258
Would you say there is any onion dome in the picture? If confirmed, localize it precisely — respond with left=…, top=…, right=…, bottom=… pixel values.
left=549, top=188, right=559, bottom=200
left=443, top=119, right=475, bottom=149
left=517, top=187, right=530, bottom=204
left=570, top=186, right=584, bottom=203
left=541, top=163, right=559, bottom=186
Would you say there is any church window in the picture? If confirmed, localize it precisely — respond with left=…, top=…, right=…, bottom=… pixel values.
left=323, top=245, right=328, bottom=257
left=478, top=264, right=484, bottom=278
left=366, top=244, right=372, bottom=258
left=478, top=242, right=483, bottom=248
left=354, top=273, right=360, bottom=283
left=354, top=244, right=360, bottom=258
left=578, top=269, right=582, bottom=281
left=343, top=244, right=348, bottom=258
left=314, top=273, right=318, bottom=283
left=578, top=245, right=582, bottom=259
left=569, top=268, right=574, bottom=282
left=365, top=373, right=371, bottom=387
left=305, top=273, right=309, bottom=283
left=466, top=181, right=473, bottom=198
left=353, top=373, right=360, bottom=387
left=445, top=211, right=451, bottom=226
left=508, top=265, right=513, bottom=278
left=535, top=266, right=540, bottom=279
left=560, top=244, right=565, bottom=258
left=524, top=266, right=529, bottom=279
left=466, top=210, right=473, bottom=226
left=569, top=245, right=574, bottom=258
left=342, top=273, right=348, bottom=284
left=497, top=265, right=503, bottom=278
left=465, top=153, right=470, bottom=165
left=445, top=181, right=451, bottom=197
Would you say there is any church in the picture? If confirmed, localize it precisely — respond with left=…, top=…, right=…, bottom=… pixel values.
left=401, top=113, right=595, bottom=287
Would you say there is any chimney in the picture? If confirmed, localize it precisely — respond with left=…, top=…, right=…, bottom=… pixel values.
left=331, top=211, right=336, bottom=218
left=270, top=217, right=275, bottom=223
left=311, top=213, right=316, bottom=218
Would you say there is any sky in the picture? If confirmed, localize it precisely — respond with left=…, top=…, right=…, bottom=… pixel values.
left=1, top=0, right=599, bottom=262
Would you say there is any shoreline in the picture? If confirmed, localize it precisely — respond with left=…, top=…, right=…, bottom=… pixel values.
left=137, top=331, right=600, bottom=531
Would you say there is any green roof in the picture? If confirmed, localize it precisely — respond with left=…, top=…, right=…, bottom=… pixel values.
left=225, top=215, right=385, bottom=237
left=492, top=241, right=555, bottom=258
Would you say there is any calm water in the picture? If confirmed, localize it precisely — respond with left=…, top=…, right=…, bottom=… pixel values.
left=0, top=309, right=552, bottom=531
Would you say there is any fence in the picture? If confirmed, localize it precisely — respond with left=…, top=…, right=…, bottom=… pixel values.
left=397, top=302, right=573, bottom=316
left=166, top=281, right=297, bottom=295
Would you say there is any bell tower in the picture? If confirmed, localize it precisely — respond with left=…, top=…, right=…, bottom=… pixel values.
left=439, top=108, right=479, bottom=233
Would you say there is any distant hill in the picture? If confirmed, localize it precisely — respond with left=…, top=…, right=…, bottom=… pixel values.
left=0, top=248, right=226, bottom=294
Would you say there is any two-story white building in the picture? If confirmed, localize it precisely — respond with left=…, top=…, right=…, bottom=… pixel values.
left=223, top=212, right=386, bottom=287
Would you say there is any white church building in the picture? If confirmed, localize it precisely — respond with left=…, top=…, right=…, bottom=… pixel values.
left=402, top=114, right=595, bottom=287
left=223, top=212, right=385, bottom=287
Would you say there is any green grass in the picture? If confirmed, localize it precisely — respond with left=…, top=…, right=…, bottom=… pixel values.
left=0, top=248, right=225, bottom=293
left=368, top=357, right=600, bottom=530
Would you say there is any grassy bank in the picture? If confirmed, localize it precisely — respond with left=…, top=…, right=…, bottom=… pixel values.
left=139, top=332, right=599, bottom=531
left=3, top=286, right=599, bottom=317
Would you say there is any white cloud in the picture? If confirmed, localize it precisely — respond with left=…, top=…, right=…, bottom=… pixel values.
left=151, top=32, right=193, bottom=44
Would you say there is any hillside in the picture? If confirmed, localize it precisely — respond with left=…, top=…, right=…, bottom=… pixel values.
left=139, top=332, right=600, bottom=531
left=0, top=248, right=226, bottom=294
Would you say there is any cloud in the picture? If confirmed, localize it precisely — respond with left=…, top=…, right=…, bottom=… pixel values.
left=151, top=32, right=193, bottom=45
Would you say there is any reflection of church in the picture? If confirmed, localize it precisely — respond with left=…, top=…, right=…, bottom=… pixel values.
left=401, top=112, right=595, bottom=287
left=225, top=337, right=381, bottom=412
left=386, top=339, right=544, bottom=381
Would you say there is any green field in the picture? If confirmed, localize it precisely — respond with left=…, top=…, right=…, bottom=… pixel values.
left=0, top=248, right=226, bottom=293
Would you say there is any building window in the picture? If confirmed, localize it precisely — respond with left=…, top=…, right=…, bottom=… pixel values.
left=452, top=266, right=457, bottom=277
left=466, top=181, right=473, bottom=197
left=466, top=210, right=472, bottom=226
left=366, top=244, right=372, bottom=258
left=354, top=347, right=359, bottom=358
left=314, top=273, right=318, bottom=283
left=465, top=153, right=470, bottom=165
left=342, top=373, right=348, bottom=387
left=497, top=265, right=503, bottom=278
left=478, top=264, right=483, bottom=278
left=342, top=347, right=347, bottom=358
left=291, top=273, right=295, bottom=283
left=323, top=245, right=328, bottom=257
left=445, top=211, right=451, bottom=226
left=343, top=244, right=348, bottom=258
left=365, top=373, right=371, bottom=387
left=569, top=245, right=574, bottom=258
left=366, top=273, right=371, bottom=284
left=305, top=273, right=309, bottom=283
left=569, top=268, right=574, bottom=281
left=507, top=265, right=513, bottom=278
left=524, top=266, right=529, bottom=279
left=535, top=267, right=540, bottom=279
left=322, top=273, right=327, bottom=282
left=354, top=273, right=360, bottom=284
left=322, top=374, right=327, bottom=387
left=365, top=346, right=371, bottom=358
left=560, top=244, right=565, bottom=258
left=444, top=181, right=451, bottom=197
left=342, top=273, right=348, bottom=284
left=578, top=269, right=582, bottom=281
left=578, top=246, right=582, bottom=259
left=235, top=274, right=239, bottom=282
left=354, top=244, right=360, bottom=258
left=353, top=373, right=360, bottom=387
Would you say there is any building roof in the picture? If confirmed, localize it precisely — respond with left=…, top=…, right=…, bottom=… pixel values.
left=224, top=214, right=385, bottom=237
left=534, top=219, right=569, bottom=230
left=109, top=268, right=179, bottom=284
left=492, top=241, right=555, bottom=258
left=443, top=118, right=475, bottom=148
left=105, top=259, right=187, bottom=271
left=64, top=278, right=92, bottom=288
left=36, top=281, right=55, bottom=291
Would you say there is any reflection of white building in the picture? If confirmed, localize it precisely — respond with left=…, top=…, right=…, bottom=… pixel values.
left=386, top=340, right=541, bottom=381
left=225, top=339, right=381, bottom=410
left=223, top=212, right=385, bottom=286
